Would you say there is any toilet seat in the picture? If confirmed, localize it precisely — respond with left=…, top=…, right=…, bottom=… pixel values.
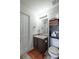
left=45, top=47, right=59, bottom=59
left=48, top=46, right=59, bottom=58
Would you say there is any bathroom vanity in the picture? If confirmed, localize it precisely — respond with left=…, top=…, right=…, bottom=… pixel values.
left=33, top=35, right=48, bottom=53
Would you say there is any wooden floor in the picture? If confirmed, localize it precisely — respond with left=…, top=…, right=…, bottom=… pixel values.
left=27, top=49, right=45, bottom=59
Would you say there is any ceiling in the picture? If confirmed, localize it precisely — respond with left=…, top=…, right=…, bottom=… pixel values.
left=21, top=0, right=55, bottom=14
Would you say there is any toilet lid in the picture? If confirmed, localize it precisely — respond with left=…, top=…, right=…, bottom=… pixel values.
left=48, top=46, right=59, bottom=55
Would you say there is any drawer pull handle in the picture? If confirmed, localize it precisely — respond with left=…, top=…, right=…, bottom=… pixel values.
left=45, top=40, right=47, bottom=43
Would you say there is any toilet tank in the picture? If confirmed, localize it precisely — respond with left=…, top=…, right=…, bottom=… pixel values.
left=50, top=37, right=59, bottom=48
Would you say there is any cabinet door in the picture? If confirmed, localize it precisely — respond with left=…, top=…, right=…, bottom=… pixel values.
left=38, top=39, right=48, bottom=53
left=33, top=37, right=38, bottom=49
left=38, top=39, right=43, bottom=52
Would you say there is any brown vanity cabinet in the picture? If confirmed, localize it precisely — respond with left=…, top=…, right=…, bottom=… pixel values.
left=33, top=37, right=48, bottom=53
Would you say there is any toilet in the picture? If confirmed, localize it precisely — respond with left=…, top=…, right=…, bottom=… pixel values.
left=45, top=46, right=59, bottom=59
left=48, top=46, right=59, bottom=59
left=45, top=37, right=59, bottom=59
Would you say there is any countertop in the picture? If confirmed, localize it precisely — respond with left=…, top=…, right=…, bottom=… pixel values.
left=34, top=35, right=48, bottom=39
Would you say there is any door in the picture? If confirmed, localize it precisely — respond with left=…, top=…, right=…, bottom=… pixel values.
left=20, top=13, right=29, bottom=55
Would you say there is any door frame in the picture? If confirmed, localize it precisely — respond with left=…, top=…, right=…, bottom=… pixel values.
left=20, top=11, right=30, bottom=55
